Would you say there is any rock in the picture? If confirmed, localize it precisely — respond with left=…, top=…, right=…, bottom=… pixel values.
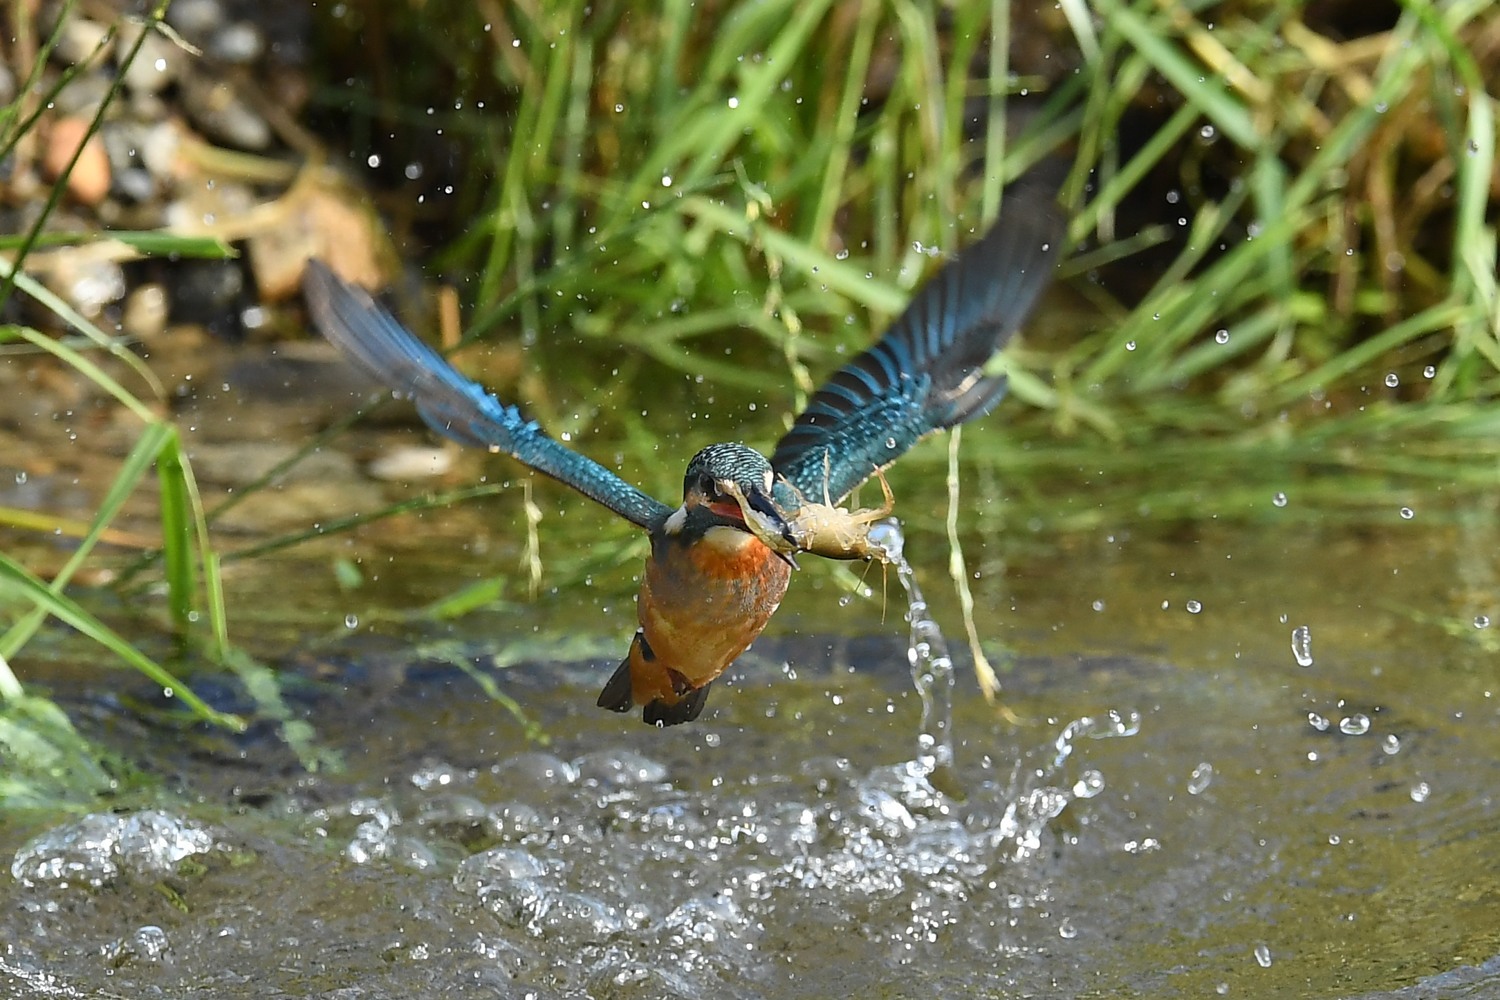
left=182, top=81, right=271, bottom=150
left=42, top=252, right=127, bottom=317
left=55, top=17, right=113, bottom=66
left=247, top=177, right=390, bottom=301
left=366, top=445, right=455, bottom=482
left=117, top=27, right=187, bottom=95
left=210, top=21, right=265, bottom=64
left=43, top=117, right=112, bottom=206
left=122, top=283, right=170, bottom=341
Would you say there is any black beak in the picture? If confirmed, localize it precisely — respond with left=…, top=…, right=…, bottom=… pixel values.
left=743, top=482, right=800, bottom=569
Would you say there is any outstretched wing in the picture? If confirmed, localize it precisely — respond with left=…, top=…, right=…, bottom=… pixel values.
left=769, top=190, right=1064, bottom=508
left=303, top=261, right=673, bottom=530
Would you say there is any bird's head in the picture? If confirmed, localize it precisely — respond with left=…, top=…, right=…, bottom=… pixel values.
left=665, top=443, right=798, bottom=564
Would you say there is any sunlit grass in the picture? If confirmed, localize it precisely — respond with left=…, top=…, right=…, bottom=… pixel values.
left=0, top=0, right=1496, bottom=802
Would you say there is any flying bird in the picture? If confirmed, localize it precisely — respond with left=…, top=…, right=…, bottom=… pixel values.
left=303, top=191, right=1062, bottom=726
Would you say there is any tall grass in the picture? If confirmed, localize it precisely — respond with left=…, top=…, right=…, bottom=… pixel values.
left=1, top=0, right=1496, bottom=801
left=317, top=0, right=1497, bottom=503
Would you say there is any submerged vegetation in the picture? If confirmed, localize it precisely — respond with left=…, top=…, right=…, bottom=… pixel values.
left=0, top=0, right=1497, bottom=799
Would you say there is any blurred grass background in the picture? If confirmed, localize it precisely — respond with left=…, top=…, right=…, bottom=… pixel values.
left=0, top=0, right=1497, bottom=799
left=306, top=0, right=1499, bottom=522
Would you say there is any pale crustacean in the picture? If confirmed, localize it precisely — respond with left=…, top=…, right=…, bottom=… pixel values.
left=724, top=466, right=897, bottom=564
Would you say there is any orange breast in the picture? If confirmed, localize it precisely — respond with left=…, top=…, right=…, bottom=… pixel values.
left=636, top=528, right=792, bottom=688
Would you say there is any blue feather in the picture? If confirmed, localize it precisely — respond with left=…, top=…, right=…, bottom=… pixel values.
left=770, top=192, right=1064, bottom=507
left=303, top=262, right=672, bottom=530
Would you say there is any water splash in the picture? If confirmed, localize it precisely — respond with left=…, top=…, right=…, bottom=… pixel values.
left=866, top=519, right=953, bottom=777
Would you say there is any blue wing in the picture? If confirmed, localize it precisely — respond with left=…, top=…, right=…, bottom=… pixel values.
left=303, top=261, right=673, bottom=530
left=769, top=191, right=1064, bottom=507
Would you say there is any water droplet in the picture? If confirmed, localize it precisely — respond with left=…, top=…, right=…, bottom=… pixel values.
left=1125, top=340, right=1137, bottom=351
left=1187, top=762, right=1213, bottom=794
left=1307, top=711, right=1329, bottom=732
left=1474, top=615, right=1490, bottom=629
left=1199, top=124, right=1216, bottom=140
left=1399, top=506, right=1414, bottom=520
left=344, top=614, right=359, bottom=629
left=1186, top=599, right=1202, bottom=614
left=1384, top=372, right=1399, bottom=388
left=13, top=471, right=26, bottom=484
left=1091, top=599, right=1105, bottom=612
left=1254, top=943, right=1272, bottom=967
left=1423, top=365, right=1436, bottom=378
left=1410, top=781, right=1430, bottom=803
left=1058, top=917, right=1078, bottom=939
left=1338, top=714, right=1369, bottom=736
left=661, top=174, right=672, bottom=187
left=1381, top=734, right=1401, bottom=755
left=1272, top=492, right=1288, bottom=508
left=727, top=96, right=739, bottom=109
left=1214, top=328, right=1229, bottom=344
left=1291, top=625, right=1313, bottom=667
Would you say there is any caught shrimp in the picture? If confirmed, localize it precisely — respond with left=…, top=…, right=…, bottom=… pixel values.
left=726, top=467, right=897, bottom=564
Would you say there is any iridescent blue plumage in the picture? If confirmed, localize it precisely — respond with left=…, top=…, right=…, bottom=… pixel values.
left=769, top=193, right=1064, bottom=509
left=303, top=261, right=672, bottom=530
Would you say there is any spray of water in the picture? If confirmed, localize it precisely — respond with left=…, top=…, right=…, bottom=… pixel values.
left=866, top=519, right=954, bottom=778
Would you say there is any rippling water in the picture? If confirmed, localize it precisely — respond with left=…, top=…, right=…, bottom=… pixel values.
left=3, top=521, right=1499, bottom=998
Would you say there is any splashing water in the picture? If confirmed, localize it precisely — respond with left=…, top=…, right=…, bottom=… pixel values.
left=866, top=519, right=953, bottom=777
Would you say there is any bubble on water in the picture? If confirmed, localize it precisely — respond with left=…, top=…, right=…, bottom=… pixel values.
left=1058, top=917, right=1078, bottom=939
left=11, top=811, right=214, bottom=888
left=104, top=925, right=171, bottom=968
left=1399, top=507, right=1414, bottom=520
left=1381, top=734, right=1401, bottom=755
left=1072, top=770, right=1105, bottom=799
left=1091, top=599, right=1105, bottom=612
left=1254, top=943, right=1273, bottom=967
left=1291, top=625, right=1313, bottom=667
left=1186, top=600, right=1202, bottom=614
left=1307, top=712, right=1329, bottom=732
left=344, top=613, right=359, bottom=629
left=13, top=470, right=26, bottom=484
left=1474, top=615, right=1490, bottom=629
left=1187, top=762, right=1214, bottom=795
left=1272, top=492, right=1288, bottom=508
left=1338, top=714, right=1370, bottom=736
left=1410, top=781, right=1431, bottom=803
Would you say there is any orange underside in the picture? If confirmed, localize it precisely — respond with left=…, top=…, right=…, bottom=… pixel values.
left=622, top=529, right=792, bottom=706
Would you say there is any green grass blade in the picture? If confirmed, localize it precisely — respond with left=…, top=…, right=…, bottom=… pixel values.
left=0, top=553, right=243, bottom=730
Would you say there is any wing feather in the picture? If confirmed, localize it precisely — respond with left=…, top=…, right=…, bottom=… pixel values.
left=771, top=187, right=1064, bottom=506
left=303, top=262, right=672, bottom=530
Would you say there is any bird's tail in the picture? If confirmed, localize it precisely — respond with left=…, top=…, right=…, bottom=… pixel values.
left=597, top=633, right=711, bottom=727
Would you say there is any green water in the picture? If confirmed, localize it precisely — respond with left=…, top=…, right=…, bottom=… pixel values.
left=3, top=493, right=1498, bottom=998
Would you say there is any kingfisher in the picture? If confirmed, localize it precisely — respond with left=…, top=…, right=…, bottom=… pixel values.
left=303, top=190, right=1062, bottom=726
